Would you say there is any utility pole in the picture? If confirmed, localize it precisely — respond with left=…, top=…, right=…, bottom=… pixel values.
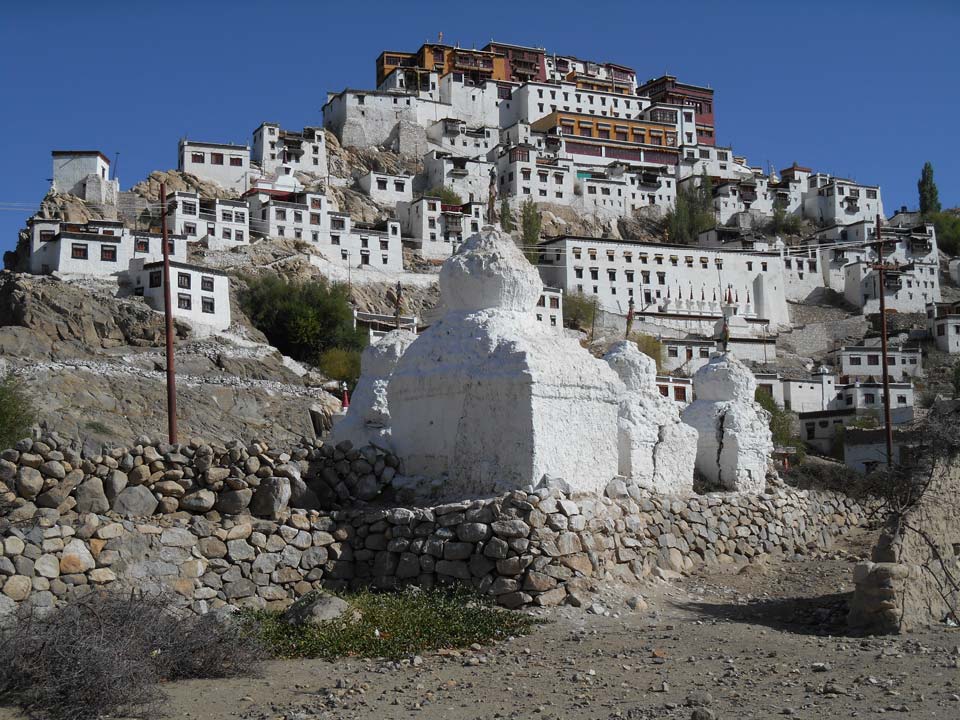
left=873, top=213, right=894, bottom=468
left=395, top=280, right=403, bottom=330
left=625, top=295, right=634, bottom=339
left=159, top=182, right=178, bottom=444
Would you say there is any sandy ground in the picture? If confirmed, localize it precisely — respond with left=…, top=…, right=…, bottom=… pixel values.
left=6, top=526, right=960, bottom=720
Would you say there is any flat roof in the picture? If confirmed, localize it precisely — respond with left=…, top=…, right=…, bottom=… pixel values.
left=52, top=150, right=110, bottom=164
left=141, top=260, right=229, bottom=277
left=180, top=140, right=249, bottom=151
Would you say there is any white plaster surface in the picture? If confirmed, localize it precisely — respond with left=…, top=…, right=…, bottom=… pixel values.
left=329, top=329, right=417, bottom=449
left=388, top=226, right=622, bottom=497
left=604, top=341, right=696, bottom=494
left=681, top=354, right=773, bottom=493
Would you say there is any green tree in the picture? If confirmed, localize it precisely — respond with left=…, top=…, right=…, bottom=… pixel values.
left=918, top=162, right=941, bottom=216
left=520, top=198, right=542, bottom=263
left=930, top=211, right=960, bottom=256
left=423, top=185, right=463, bottom=206
left=238, top=275, right=366, bottom=368
left=664, top=172, right=715, bottom=244
left=563, top=292, right=599, bottom=331
left=500, top=199, right=513, bottom=232
left=767, top=197, right=803, bottom=235
left=0, top=375, right=34, bottom=450
left=630, top=333, right=664, bottom=373
left=318, top=348, right=362, bottom=386
left=755, top=388, right=804, bottom=456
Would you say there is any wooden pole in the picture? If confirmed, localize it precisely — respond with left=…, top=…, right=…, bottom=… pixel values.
left=159, top=182, right=178, bottom=444
left=875, top=213, right=894, bottom=467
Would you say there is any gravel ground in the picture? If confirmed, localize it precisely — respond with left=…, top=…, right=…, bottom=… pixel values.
left=4, top=527, right=959, bottom=720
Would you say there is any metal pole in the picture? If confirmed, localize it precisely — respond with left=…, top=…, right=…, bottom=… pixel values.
left=159, top=182, right=178, bottom=444
left=875, top=213, right=894, bottom=468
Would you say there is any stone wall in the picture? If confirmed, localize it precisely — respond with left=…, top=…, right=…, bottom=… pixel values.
left=849, top=461, right=960, bottom=633
left=0, top=433, right=864, bottom=616
left=777, top=316, right=869, bottom=358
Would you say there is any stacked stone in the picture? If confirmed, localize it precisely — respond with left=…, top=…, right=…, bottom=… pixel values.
left=0, top=434, right=397, bottom=524
left=309, top=441, right=401, bottom=505
left=0, top=471, right=863, bottom=617
left=847, top=561, right=908, bottom=633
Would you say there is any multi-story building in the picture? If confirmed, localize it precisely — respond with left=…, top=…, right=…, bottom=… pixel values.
left=803, top=172, right=883, bottom=226
left=533, top=286, right=564, bottom=329
left=397, top=196, right=483, bottom=260
left=636, top=75, right=716, bottom=146
left=357, top=170, right=414, bottom=205
left=832, top=343, right=923, bottom=380
left=481, top=41, right=546, bottom=83
left=167, top=191, right=249, bottom=248
left=544, top=55, right=637, bottom=94
left=178, top=140, right=252, bottom=192
left=51, top=150, right=119, bottom=208
left=927, top=301, right=960, bottom=353
left=27, top=219, right=187, bottom=277
left=376, top=43, right=508, bottom=87
left=127, top=259, right=232, bottom=332
left=251, top=123, right=328, bottom=181
left=245, top=189, right=329, bottom=242
left=424, top=118, right=498, bottom=157
left=422, top=150, right=494, bottom=205
left=500, top=81, right=651, bottom=128
left=531, top=111, right=680, bottom=168
left=537, top=234, right=792, bottom=329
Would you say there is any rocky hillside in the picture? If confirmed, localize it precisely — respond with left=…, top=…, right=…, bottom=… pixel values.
left=0, top=272, right=340, bottom=449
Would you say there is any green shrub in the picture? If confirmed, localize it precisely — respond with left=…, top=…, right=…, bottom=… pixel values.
left=664, top=172, right=715, bottom=244
left=500, top=198, right=513, bottom=232
left=318, top=347, right=362, bottom=386
left=0, top=374, right=34, bottom=450
left=563, top=292, right=599, bottom=331
left=520, top=198, right=542, bottom=262
left=239, top=275, right=366, bottom=367
left=930, top=211, right=960, bottom=256
left=630, top=333, right=663, bottom=373
left=240, top=587, right=537, bottom=660
left=423, top=185, right=463, bottom=206
left=755, top=388, right=804, bottom=458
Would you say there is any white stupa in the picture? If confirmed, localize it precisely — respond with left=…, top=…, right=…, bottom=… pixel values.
left=328, top=329, right=417, bottom=449
left=603, top=341, right=697, bottom=494
left=681, top=354, right=773, bottom=493
left=387, top=226, right=623, bottom=497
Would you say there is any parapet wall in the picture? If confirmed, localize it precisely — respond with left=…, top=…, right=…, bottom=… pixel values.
left=0, top=433, right=864, bottom=616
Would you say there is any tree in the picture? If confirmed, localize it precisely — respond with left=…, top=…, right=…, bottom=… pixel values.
left=520, top=198, right=542, bottom=263
left=0, top=375, right=34, bottom=450
left=630, top=333, right=664, bottom=373
left=563, top=292, right=599, bottom=331
left=423, top=185, right=463, bottom=206
left=767, top=197, right=803, bottom=236
left=754, top=388, right=804, bottom=456
left=918, top=162, right=941, bottom=216
left=664, top=172, right=715, bottom=244
left=238, top=275, right=366, bottom=369
left=500, top=199, right=513, bottom=232
left=952, top=361, right=960, bottom=399
left=931, top=211, right=960, bottom=256
left=318, top=348, right=362, bottom=386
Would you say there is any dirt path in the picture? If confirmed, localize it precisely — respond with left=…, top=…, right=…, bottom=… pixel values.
left=149, top=527, right=960, bottom=720
left=4, top=527, right=958, bottom=720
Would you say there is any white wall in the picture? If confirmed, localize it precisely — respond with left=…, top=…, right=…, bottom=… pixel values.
left=169, top=191, right=250, bottom=247
left=251, top=123, right=328, bottom=180
left=130, top=261, right=231, bottom=332
left=178, top=141, right=252, bottom=192
left=358, top=170, right=413, bottom=205
left=836, top=346, right=922, bottom=380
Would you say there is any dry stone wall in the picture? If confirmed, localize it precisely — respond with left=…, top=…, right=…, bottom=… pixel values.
left=0, top=432, right=864, bottom=617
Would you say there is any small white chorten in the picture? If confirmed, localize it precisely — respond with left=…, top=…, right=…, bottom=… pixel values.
left=681, top=354, right=773, bottom=493
left=604, top=341, right=697, bottom=494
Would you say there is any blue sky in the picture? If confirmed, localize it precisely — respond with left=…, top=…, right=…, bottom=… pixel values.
left=1, top=0, right=957, bottom=254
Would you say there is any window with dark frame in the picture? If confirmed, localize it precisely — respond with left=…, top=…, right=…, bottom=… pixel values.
left=201, top=297, right=215, bottom=314
left=177, top=272, right=191, bottom=289
left=178, top=294, right=191, bottom=310
left=71, top=243, right=88, bottom=260
left=149, top=271, right=162, bottom=288
left=201, top=276, right=214, bottom=292
left=100, top=245, right=117, bottom=262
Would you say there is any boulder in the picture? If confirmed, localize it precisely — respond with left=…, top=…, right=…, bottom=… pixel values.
left=75, top=478, right=110, bottom=514
left=112, top=485, right=159, bottom=518
left=282, top=590, right=360, bottom=626
left=250, top=478, right=291, bottom=518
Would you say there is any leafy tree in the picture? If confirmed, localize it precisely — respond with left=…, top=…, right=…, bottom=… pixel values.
left=664, top=172, right=715, bottom=244
left=423, top=185, right=463, bottom=206
left=930, top=211, right=960, bottom=256
left=0, top=375, right=34, bottom=450
left=630, top=333, right=663, bottom=373
left=754, top=388, right=804, bottom=457
left=318, top=348, right=362, bottom=386
left=238, top=275, right=366, bottom=369
left=767, top=198, right=803, bottom=235
left=918, top=162, right=941, bottom=216
left=500, top=199, right=513, bottom=232
left=563, top=292, right=599, bottom=331
left=520, top=198, right=542, bottom=263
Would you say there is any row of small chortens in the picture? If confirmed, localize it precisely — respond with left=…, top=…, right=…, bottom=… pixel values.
left=332, top=226, right=773, bottom=497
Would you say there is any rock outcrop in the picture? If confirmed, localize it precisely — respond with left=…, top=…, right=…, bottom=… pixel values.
left=388, top=227, right=622, bottom=497
left=681, top=354, right=773, bottom=493
left=603, top=341, right=697, bottom=494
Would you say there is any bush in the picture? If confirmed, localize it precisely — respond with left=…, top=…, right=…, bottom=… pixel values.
left=766, top=204, right=804, bottom=235
left=783, top=460, right=860, bottom=493
left=755, top=388, right=804, bottom=458
left=318, top=347, right=362, bottom=386
left=664, top=172, right=715, bottom=244
left=500, top=198, right=513, bottom=232
left=0, top=374, right=34, bottom=450
left=241, top=587, right=537, bottom=660
left=520, top=197, right=542, bottom=262
left=630, top=333, right=663, bottom=372
left=929, top=211, right=960, bottom=256
left=423, top=185, right=463, bottom=206
left=239, top=275, right=366, bottom=367
left=563, top=292, right=599, bottom=331
left=0, top=591, right=263, bottom=720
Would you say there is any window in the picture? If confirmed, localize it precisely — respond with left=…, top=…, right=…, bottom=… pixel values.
left=310, top=213, right=322, bottom=225
left=897, top=395, right=907, bottom=405
left=222, top=228, right=232, bottom=240
left=331, top=235, right=340, bottom=245
left=182, top=201, right=197, bottom=215
left=276, top=209, right=287, bottom=221
left=71, top=243, right=88, bottom=259
left=222, top=211, right=233, bottom=223
left=850, top=357, right=862, bottom=366
left=135, top=237, right=150, bottom=252
left=191, top=152, right=204, bottom=164
left=668, top=347, right=679, bottom=358
left=394, top=181, right=405, bottom=192
left=230, top=157, right=242, bottom=167
left=177, top=273, right=191, bottom=289
left=699, top=347, right=710, bottom=358
left=177, top=293, right=192, bottom=310
left=864, top=393, right=875, bottom=404
left=674, top=387, right=687, bottom=402
left=100, top=245, right=117, bottom=262
left=201, top=276, right=214, bottom=292
left=574, top=268, right=583, bottom=279
left=149, top=270, right=162, bottom=288
left=202, top=297, right=215, bottom=314
left=377, top=178, right=388, bottom=190
left=211, top=153, right=224, bottom=165
left=868, top=355, right=880, bottom=366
